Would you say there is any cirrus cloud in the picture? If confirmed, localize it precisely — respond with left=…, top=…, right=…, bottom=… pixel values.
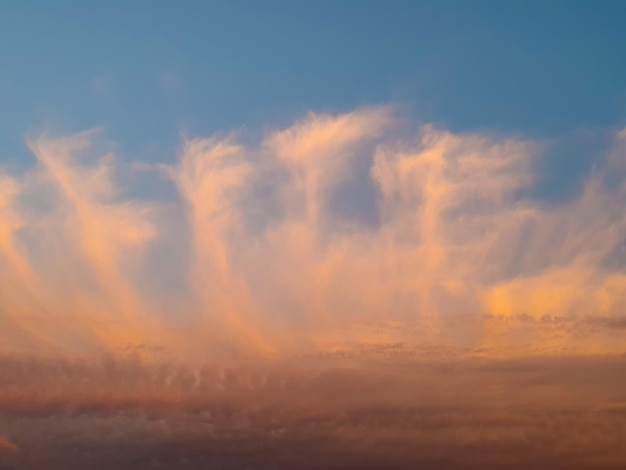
left=0, top=107, right=624, bottom=360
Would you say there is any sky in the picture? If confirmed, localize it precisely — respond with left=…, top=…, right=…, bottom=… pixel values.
left=1, top=2, right=626, bottom=469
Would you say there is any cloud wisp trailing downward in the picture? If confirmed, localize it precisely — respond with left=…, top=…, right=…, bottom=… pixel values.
left=0, top=106, right=625, bottom=360
left=1, top=106, right=626, bottom=469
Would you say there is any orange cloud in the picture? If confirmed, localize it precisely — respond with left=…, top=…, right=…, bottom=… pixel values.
left=0, top=108, right=624, bottom=361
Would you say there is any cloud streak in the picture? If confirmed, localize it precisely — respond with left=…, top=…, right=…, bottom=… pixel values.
left=0, top=107, right=625, bottom=360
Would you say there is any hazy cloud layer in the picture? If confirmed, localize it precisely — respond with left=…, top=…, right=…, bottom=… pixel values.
left=1, top=355, right=626, bottom=469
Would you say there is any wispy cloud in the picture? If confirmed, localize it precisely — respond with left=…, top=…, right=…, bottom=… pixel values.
left=1, top=107, right=626, bottom=468
left=0, top=107, right=625, bottom=360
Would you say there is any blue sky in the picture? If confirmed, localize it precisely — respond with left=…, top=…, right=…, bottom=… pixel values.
left=1, top=0, right=625, bottom=166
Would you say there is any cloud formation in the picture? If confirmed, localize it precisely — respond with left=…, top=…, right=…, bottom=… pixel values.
left=1, top=107, right=625, bottom=360
left=1, top=354, right=626, bottom=469
left=1, top=106, right=626, bottom=468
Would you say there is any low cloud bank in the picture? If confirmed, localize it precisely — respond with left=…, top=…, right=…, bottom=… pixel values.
left=1, top=354, right=626, bottom=469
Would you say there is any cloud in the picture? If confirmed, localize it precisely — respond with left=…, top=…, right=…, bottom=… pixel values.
left=0, top=436, right=18, bottom=453
left=0, top=107, right=624, bottom=361
left=0, top=355, right=625, bottom=469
